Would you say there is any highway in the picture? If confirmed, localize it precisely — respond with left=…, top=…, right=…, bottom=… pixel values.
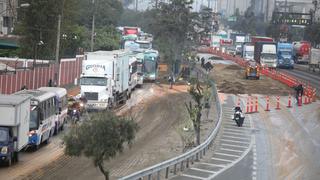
left=280, top=64, right=320, bottom=95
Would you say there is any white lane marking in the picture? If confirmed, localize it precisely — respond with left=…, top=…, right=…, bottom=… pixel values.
left=222, top=135, right=251, bottom=141
left=181, top=174, right=205, bottom=180
left=221, top=143, right=248, bottom=148
left=211, top=157, right=233, bottom=163
left=224, top=122, right=250, bottom=127
left=220, top=148, right=244, bottom=153
left=190, top=168, right=216, bottom=174
left=214, top=152, right=241, bottom=158
left=195, top=162, right=226, bottom=168
left=224, top=127, right=250, bottom=133
left=224, top=126, right=252, bottom=131
left=220, top=139, right=250, bottom=144
left=223, top=131, right=250, bottom=137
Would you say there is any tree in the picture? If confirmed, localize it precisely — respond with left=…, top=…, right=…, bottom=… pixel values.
left=185, top=80, right=204, bottom=146
left=94, top=26, right=121, bottom=51
left=15, top=0, right=64, bottom=59
left=150, top=0, right=199, bottom=74
left=64, top=111, right=138, bottom=180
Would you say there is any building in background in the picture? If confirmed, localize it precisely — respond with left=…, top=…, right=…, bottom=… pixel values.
left=0, top=0, right=18, bottom=35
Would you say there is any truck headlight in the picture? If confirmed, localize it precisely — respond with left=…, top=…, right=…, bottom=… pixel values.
left=279, top=59, right=284, bottom=64
left=290, top=60, right=294, bottom=64
left=1, top=146, right=8, bottom=154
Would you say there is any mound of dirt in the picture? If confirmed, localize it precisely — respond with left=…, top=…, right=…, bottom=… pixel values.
left=210, top=63, right=293, bottom=96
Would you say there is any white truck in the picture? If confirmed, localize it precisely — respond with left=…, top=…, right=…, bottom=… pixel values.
left=309, top=48, right=320, bottom=72
left=81, top=50, right=130, bottom=110
left=0, top=94, right=30, bottom=166
left=242, top=44, right=254, bottom=61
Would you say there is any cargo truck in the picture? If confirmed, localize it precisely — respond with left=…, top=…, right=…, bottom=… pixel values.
left=242, top=44, right=254, bottom=61
left=81, top=50, right=130, bottom=110
left=309, top=48, right=320, bottom=72
left=277, top=42, right=294, bottom=69
left=254, top=42, right=277, bottom=68
left=0, top=94, right=30, bottom=166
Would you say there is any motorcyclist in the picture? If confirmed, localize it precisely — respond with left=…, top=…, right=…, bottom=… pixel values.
left=67, top=97, right=81, bottom=121
left=233, top=106, right=245, bottom=127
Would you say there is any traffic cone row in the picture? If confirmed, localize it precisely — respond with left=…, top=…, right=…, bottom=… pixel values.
left=237, top=94, right=314, bottom=113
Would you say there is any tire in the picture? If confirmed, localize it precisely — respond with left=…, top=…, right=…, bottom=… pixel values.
left=6, top=156, right=12, bottom=166
left=44, top=133, right=51, bottom=145
left=13, top=152, right=19, bottom=163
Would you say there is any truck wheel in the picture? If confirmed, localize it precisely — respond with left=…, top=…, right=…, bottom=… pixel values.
left=6, top=157, right=12, bottom=166
left=13, top=152, right=19, bottom=162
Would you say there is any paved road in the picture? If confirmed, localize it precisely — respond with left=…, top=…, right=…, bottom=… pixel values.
left=170, top=94, right=254, bottom=180
left=279, top=65, right=320, bottom=95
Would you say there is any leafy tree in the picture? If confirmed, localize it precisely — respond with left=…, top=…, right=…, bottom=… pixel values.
left=94, top=26, right=121, bottom=51
left=185, top=80, right=204, bottom=146
left=15, top=0, right=64, bottom=59
left=150, top=0, right=198, bottom=74
left=305, top=23, right=320, bottom=46
left=64, top=111, right=138, bottom=180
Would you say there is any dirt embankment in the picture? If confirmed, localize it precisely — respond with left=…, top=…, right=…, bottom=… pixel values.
left=211, top=64, right=293, bottom=95
left=21, top=84, right=196, bottom=180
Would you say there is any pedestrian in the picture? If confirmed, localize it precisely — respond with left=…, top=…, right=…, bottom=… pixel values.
left=294, top=84, right=304, bottom=103
left=168, top=75, right=173, bottom=89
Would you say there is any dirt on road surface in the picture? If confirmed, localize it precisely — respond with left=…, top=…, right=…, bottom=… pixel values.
left=18, top=83, right=200, bottom=180
left=210, top=64, right=293, bottom=95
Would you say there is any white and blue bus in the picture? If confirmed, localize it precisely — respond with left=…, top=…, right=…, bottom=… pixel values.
left=14, top=90, right=57, bottom=149
left=38, top=87, right=68, bottom=134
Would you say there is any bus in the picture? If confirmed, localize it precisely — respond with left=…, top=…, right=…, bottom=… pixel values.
left=143, top=50, right=159, bottom=81
left=14, top=90, right=57, bottom=149
left=38, top=87, right=68, bottom=134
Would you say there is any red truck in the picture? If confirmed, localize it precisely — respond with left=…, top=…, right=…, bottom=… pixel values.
left=250, top=36, right=274, bottom=45
left=123, top=26, right=140, bottom=36
left=292, top=41, right=311, bottom=64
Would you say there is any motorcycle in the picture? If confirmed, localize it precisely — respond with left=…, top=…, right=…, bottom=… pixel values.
left=232, top=106, right=245, bottom=127
left=69, top=108, right=80, bottom=124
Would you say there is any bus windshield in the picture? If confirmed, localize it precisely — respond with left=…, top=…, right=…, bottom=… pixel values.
left=30, top=107, right=39, bottom=130
left=138, top=43, right=151, bottom=49
left=144, top=60, right=156, bottom=73
left=80, top=77, right=108, bottom=86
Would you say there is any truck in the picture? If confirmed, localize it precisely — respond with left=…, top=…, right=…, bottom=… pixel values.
left=0, top=94, right=30, bottom=166
left=309, top=48, right=320, bottom=72
left=293, top=41, right=311, bottom=64
left=81, top=50, right=130, bottom=110
left=242, top=44, right=254, bottom=61
left=123, top=26, right=140, bottom=36
left=250, top=36, right=274, bottom=44
left=254, top=42, right=277, bottom=68
left=277, top=42, right=294, bottom=69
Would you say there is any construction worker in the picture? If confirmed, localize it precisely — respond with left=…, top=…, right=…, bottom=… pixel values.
left=294, top=84, right=304, bottom=103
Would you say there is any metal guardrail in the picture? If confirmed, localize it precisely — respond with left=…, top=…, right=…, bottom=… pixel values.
left=119, top=69, right=223, bottom=180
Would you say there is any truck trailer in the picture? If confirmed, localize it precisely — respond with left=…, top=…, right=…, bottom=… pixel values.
left=293, top=41, right=311, bottom=64
left=81, top=50, right=130, bottom=110
left=0, top=94, right=30, bottom=166
left=254, top=42, right=277, bottom=68
left=309, top=48, right=320, bottom=72
left=242, top=44, right=254, bottom=61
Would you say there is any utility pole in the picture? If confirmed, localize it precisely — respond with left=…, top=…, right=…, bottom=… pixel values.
left=90, top=0, right=95, bottom=52
left=55, top=15, right=61, bottom=86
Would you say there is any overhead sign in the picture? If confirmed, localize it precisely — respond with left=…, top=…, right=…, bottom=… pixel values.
left=272, top=12, right=312, bottom=26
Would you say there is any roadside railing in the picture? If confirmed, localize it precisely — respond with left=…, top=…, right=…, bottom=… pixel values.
left=119, top=69, right=223, bottom=180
